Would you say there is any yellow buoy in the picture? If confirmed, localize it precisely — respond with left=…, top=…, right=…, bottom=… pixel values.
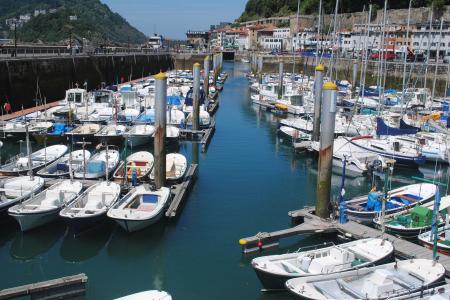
left=239, top=239, right=247, bottom=245
left=275, top=103, right=288, bottom=110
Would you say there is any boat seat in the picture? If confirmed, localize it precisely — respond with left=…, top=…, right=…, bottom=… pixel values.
left=280, top=261, right=302, bottom=274
left=85, top=198, right=103, bottom=210
left=41, top=197, right=60, bottom=208
left=336, top=279, right=366, bottom=298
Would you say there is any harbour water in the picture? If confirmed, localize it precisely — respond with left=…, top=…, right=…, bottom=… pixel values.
left=0, top=62, right=447, bottom=299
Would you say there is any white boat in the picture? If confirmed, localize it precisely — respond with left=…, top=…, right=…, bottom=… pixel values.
left=0, top=176, right=45, bottom=217
left=107, top=184, right=170, bottom=232
left=186, top=110, right=211, bottom=128
left=166, top=126, right=180, bottom=143
left=65, top=123, right=102, bottom=142
left=149, top=153, right=187, bottom=182
left=37, top=150, right=91, bottom=177
left=113, top=151, right=154, bottom=182
left=127, top=124, right=155, bottom=147
left=0, top=121, right=53, bottom=138
left=0, top=145, right=68, bottom=176
left=115, top=290, right=172, bottom=300
left=285, top=259, right=445, bottom=299
left=310, top=137, right=385, bottom=177
left=94, top=124, right=127, bottom=145
left=391, top=283, right=450, bottom=299
left=59, top=181, right=120, bottom=232
left=118, top=108, right=140, bottom=123
left=73, top=147, right=119, bottom=179
left=8, top=179, right=83, bottom=231
left=252, top=238, right=393, bottom=290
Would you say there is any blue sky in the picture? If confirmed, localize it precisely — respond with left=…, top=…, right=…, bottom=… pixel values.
left=101, top=0, right=247, bottom=39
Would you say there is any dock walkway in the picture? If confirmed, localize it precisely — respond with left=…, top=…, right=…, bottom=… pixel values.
left=240, top=207, right=450, bottom=276
left=0, top=273, right=87, bottom=299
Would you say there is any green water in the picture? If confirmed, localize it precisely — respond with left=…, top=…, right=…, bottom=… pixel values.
left=0, top=62, right=447, bottom=299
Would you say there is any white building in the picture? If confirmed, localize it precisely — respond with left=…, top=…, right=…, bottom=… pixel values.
left=412, top=22, right=450, bottom=57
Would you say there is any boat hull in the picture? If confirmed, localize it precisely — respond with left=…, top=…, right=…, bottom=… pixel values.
left=113, top=210, right=163, bottom=233
left=253, top=250, right=394, bottom=290
left=9, top=209, right=59, bottom=232
left=62, top=213, right=107, bottom=234
left=127, top=135, right=153, bottom=147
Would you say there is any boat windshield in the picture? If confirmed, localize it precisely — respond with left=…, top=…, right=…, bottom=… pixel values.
left=68, top=93, right=83, bottom=103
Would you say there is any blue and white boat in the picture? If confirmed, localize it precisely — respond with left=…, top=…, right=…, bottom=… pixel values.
left=345, top=183, right=437, bottom=224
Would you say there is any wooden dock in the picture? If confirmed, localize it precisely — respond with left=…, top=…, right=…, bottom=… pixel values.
left=0, top=101, right=61, bottom=122
left=207, top=100, right=220, bottom=115
left=240, top=207, right=450, bottom=276
left=0, top=273, right=87, bottom=300
left=165, top=164, right=198, bottom=218
left=179, top=119, right=216, bottom=152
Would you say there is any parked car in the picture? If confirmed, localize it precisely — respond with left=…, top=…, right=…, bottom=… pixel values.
left=370, top=52, right=396, bottom=60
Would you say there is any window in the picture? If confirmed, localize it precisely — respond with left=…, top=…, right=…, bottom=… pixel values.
left=423, top=42, right=427, bottom=46
left=414, top=42, right=419, bottom=46
left=431, top=42, right=436, bottom=46
left=441, top=43, right=445, bottom=47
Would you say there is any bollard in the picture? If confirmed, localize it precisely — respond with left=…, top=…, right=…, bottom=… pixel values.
left=154, top=71, right=167, bottom=189
left=316, top=82, right=338, bottom=219
left=258, top=55, right=263, bottom=74
left=312, top=64, right=324, bottom=142
left=352, top=60, right=358, bottom=96
left=204, top=55, right=210, bottom=98
left=192, top=62, right=201, bottom=131
left=278, top=62, right=284, bottom=99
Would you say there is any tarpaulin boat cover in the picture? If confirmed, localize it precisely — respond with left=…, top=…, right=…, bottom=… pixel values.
left=376, top=117, right=419, bottom=136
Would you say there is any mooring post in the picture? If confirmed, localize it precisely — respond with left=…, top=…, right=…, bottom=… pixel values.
left=204, top=55, right=210, bottom=99
left=193, top=62, right=201, bottom=131
left=316, top=82, right=338, bottom=219
left=352, top=60, right=359, bottom=96
left=258, top=55, right=263, bottom=85
left=278, top=61, right=284, bottom=99
left=312, top=64, right=324, bottom=142
left=154, top=71, right=167, bottom=189
left=213, top=54, right=217, bottom=87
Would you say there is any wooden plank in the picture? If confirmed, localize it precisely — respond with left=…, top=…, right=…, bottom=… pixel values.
left=165, top=164, right=198, bottom=218
left=0, top=273, right=87, bottom=299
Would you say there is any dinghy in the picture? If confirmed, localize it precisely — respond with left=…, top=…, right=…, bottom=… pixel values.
left=0, top=176, right=45, bottom=218
left=252, top=238, right=393, bottom=290
left=37, top=150, right=91, bottom=178
left=373, top=196, right=450, bottom=238
left=127, top=124, right=155, bottom=147
left=166, top=126, right=180, bottom=143
left=65, top=123, right=102, bottom=142
left=32, top=123, right=73, bottom=145
left=0, top=121, right=53, bottom=138
left=149, top=153, right=187, bottom=182
left=94, top=124, right=127, bottom=145
left=8, top=179, right=83, bottom=231
left=285, top=259, right=445, bottom=299
left=0, top=145, right=68, bottom=176
left=115, top=290, right=172, bottom=300
left=113, top=151, right=154, bottom=182
left=346, top=183, right=437, bottom=224
left=59, top=181, right=121, bottom=232
left=391, top=283, right=450, bottom=300
left=418, top=214, right=450, bottom=255
left=107, top=184, right=170, bottom=232
left=73, top=146, right=119, bottom=179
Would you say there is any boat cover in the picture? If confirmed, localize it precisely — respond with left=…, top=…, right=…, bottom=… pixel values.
left=376, top=117, right=419, bottom=136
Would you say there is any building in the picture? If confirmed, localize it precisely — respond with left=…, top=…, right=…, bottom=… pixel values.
left=412, top=21, right=450, bottom=58
left=186, top=30, right=210, bottom=50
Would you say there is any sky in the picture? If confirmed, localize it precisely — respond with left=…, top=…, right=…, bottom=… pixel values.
left=100, top=0, right=247, bottom=40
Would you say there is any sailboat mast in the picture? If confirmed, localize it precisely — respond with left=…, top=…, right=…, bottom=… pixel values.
left=360, top=4, right=372, bottom=102
left=329, top=0, right=340, bottom=81
left=431, top=17, right=444, bottom=106
left=315, top=0, right=322, bottom=65
left=25, top=123, right=33, bottom=180
left=424, top=6, right=434, bottom=91
left=292, top=0, right=300, bottom=77
left=400, top=0, right=412, bottom=116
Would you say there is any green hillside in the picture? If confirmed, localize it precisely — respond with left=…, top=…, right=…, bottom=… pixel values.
left=0, top=0, right=147, bottom=44
left=237, top=0, right=447, bottom=22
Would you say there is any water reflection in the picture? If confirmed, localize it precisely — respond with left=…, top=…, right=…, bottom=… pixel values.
left=107, top=218, right=166, bottom=258
left=60, top=221, right=113, bottom=263
left=10, top=221, right=65, bottom=260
